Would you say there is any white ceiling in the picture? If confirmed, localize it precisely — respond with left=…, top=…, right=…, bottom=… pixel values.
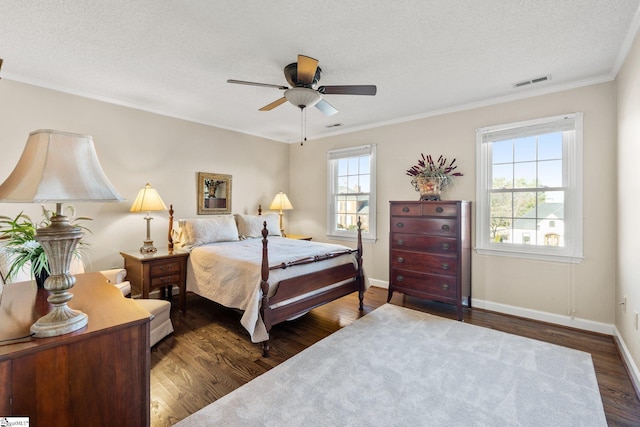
left=1, top=1, right=639, bottom=143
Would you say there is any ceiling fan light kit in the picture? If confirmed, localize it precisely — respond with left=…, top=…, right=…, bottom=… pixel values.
left=285, top=87, right=321, bottom=109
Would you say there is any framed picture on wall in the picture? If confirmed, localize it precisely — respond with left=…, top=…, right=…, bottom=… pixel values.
left=197, top=172, right=232, bottom=215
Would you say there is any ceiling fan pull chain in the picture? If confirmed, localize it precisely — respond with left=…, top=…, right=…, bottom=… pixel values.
left=300, top=107, right=304, bottom=146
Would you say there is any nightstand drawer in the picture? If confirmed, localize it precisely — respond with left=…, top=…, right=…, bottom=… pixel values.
left=150, top=261, right=181, bottom=277
left=151, top=274, right=180, bottom=288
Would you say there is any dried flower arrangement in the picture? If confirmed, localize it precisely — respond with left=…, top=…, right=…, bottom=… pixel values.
left=406, top=154, right=463, bottom=188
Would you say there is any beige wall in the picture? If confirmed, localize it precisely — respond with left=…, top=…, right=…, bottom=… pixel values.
left=289, top=82, right=617, bottom=328
left=617, top=31, right=640, bottom=377
left=0, top=80, right=289, bottom=270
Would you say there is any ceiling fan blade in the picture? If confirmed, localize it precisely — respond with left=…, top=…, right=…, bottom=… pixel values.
left=259, top=97, right=288, bottom=111
left=315, top=99, right=339, bottom=116
left=318, top=85, right=377, bottom=96
left=227, top=79, right=288, bottom=90
left=297, top=55, right=319, bottom=85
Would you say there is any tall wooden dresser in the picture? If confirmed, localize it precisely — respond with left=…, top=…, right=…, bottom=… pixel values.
left=389, top=200, right=471, bottom=320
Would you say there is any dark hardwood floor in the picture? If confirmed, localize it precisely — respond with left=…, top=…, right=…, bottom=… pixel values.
left=151, top=287, right=640, bottom=426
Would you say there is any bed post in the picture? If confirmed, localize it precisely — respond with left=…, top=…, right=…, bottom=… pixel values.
left=260, top=221, right=271, bottom=357
left=357, top=216, right=364, bottom=311
left=168, top=204, right=174, bottom=253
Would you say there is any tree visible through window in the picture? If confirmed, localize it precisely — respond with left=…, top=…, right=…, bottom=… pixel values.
left=476, top=113, right=583, bottom=263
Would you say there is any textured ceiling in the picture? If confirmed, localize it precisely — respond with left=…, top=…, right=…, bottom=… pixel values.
left=1, top=1, right=639, bottom=143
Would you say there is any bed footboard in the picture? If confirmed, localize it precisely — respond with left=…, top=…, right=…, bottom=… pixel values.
left=259, top=219, right=364, bottom=357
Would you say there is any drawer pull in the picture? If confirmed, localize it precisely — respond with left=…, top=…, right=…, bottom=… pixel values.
left=397, top=239, right=404, bottom=246
left=441, top=224, right=450, bottom=231
left=396, top=222, right=404, bottom=228
left=441, top=243, right=450, bottom=250
left=441, top=263, right=450, bottom=270
left=160, top=265, right=171, bottom=272
left=396, top=275, right=404, bottom=282
left=402, top=206, right=410, bottom=212
left=396, top=257, right=404, bottom=263
left=436, top=207, right=443, bottom=213
left=442, top=283, right=449, bottom=290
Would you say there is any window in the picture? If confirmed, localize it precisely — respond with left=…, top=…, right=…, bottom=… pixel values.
left=476, top=113, right=583, bottom=263
left=327, top=144, right=376, bottom=242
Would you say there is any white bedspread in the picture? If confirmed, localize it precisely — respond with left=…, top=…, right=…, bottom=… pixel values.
left=186, top=237, right=359, bottom=342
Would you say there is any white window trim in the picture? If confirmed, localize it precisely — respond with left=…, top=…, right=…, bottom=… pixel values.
left=475, top=113, right=584, bottom=263
left=327, top=144, right=377, bottom=243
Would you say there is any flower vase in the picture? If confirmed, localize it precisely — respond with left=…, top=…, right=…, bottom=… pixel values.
left=412, top=176, right=444, bottom=201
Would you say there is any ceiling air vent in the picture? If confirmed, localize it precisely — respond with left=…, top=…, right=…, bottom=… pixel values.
left=513, top=75, right=551, bottom=88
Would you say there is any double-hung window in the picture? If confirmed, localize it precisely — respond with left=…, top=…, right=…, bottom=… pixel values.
left=476, top=113, right=583, bottom=263
left=327, top=144, right=376, bottom=242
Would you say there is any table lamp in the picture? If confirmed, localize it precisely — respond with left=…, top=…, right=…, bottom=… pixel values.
left=130, top=183, right=167, bottom=254
left=269, top=191, right=293, bottom=236
left=0, top=129, right=123, bottom=337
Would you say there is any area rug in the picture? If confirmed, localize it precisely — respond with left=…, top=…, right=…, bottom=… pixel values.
left=175, top=304, right=607, bottom=426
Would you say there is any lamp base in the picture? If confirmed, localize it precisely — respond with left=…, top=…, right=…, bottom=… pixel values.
left=140, top=240, right=157, bottom=254
left=31, top=304, right=88, bottom=337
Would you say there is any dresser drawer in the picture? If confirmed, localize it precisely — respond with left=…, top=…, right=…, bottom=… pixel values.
left=421, top=203, right=459, bottom=217
left=150, top=260, right=181, bottom=277
left=390, top=202, right=459, bottom=217
left=391, top=250, right=457, bottom=275
left=390, top=268, right=457, bottom=300
left=390, top=217, right=458, bottom=237
left=390, top=203, right=422, bottom=216
left=391, top=233, right=458, bottom=254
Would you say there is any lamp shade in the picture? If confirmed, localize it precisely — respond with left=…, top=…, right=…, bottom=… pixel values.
left=130, top=183, right=167, bottom=212
left=269, top=192, right=293, bottom=211
left=0, top=129, right=123, bottom=202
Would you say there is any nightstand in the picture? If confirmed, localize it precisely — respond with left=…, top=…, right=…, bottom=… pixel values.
left=285, top=234, right=312, bottom=241
left=120, top=249, right=189, bottom=312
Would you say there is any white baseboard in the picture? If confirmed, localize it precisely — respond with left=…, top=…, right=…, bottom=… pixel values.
left=368, top=278, right=388, bottom=289
left=613, top=326, right=640, bottom=398
left=472, top=298, right=614, bottom=335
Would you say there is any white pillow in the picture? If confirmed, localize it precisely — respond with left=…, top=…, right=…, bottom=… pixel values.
left=181, top=216, right=239, bottom=247
left=235, top=214, right=281, bottom=238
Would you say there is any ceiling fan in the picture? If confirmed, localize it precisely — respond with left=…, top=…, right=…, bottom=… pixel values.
left=227, top=54, right=376, bottom=116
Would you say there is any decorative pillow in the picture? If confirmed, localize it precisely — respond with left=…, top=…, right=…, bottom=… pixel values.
left=181, top=216, right=239, bottom=247
left=235, top=214, right=281, bottom=238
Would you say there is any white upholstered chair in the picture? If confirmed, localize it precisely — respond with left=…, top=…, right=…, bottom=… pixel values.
left=99, top=267, right=174, bottom=347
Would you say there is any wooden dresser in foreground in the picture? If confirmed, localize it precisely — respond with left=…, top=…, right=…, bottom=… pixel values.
left=389, top=200, right=471, bottom=320
left=0, top=272, right=151, bottom=427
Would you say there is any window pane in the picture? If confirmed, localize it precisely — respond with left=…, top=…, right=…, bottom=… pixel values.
left=538, top=133, right=562, bottom=160
left=359, top=174, right=370, bottom=192
left=537, top=160, right=562, bottom=187
left=514, top=162, right=536, bottom=188
left=514, top=136, right=536, bottom=162
left=337, top=159, right=348, bottom=176
left=492, top=164, right=512, bottom=189
left=493, top=140, right=513, bottom=164
left=347, top=157, right=359, bottom=173
left=513, top=191, right=537, bottom=217
left=359, top=156, right=370, bottom=174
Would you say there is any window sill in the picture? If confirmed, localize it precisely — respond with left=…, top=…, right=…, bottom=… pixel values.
left=475, top=247, right=584, bottom=264
left=326, top=234, right=377, bottom=244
